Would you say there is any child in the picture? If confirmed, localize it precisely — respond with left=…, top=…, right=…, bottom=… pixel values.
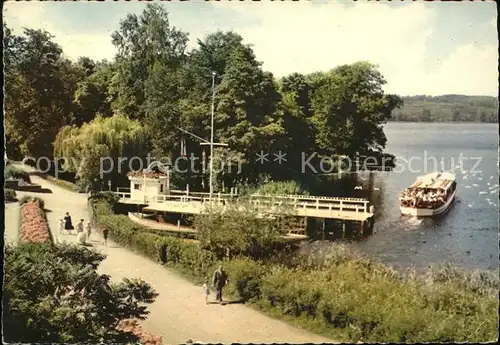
left=86, top=221, right=92, bottom=239
left=76, top=219, right=84, bottom=234
left=59, top=219, right=64, bottom=234
left=102, top=227, right=109, bottom=246
left=202, top=281, right=210, bottom=304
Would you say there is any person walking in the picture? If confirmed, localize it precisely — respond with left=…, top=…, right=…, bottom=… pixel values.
left=86, top=221, right=92, bottom=240
left=102, top=227, right=109, bottom=246
left=64, top=212, right=74, bottom=234
left=212, top=265, right=229, bottom=303
left=76, top=219, right=86, bottom=244
left=77, top=219, right=84, bottom=233
left=201, top=280, right=210, bottom=304
left=159, top=244, right=167, bottom=265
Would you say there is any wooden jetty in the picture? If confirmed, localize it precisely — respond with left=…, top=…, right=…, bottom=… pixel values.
left=127, top=212, right=308, bottom=242
left=110, top=189, right=375, bottom=239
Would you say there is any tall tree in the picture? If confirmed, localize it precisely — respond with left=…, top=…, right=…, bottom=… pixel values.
left=214, top=43, right=284, bottom=183
left=310, top=62, right=403, bottom=157
left=277, top=73, right=316, bottom=173
left=110, top=3, right=189, bottom=121
left=73, top=60, right=115, bottom=124
left=4, top=27, right=83, bottom=159
left=4, top=24, right=26, bottom=159
left=54, top=114, right=147, bottom=188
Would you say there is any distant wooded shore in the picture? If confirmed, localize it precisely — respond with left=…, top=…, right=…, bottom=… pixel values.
left=390, top=95, right=498, bottom=123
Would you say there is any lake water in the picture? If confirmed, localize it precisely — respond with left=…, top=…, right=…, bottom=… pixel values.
left=350, top=122, right=499, bottom=271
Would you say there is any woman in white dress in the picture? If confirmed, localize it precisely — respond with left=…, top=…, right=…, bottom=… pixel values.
left=76, top=219, right=86, bottom=244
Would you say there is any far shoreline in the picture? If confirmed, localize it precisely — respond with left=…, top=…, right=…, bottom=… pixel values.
left=386, top=120, right=498, bottom=124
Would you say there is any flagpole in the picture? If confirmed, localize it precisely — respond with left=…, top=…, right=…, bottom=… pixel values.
left=209, top=71, right=216, bottom=204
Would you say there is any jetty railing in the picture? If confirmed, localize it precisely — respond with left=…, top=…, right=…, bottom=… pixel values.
left=108, top=191, right=374, bottom=218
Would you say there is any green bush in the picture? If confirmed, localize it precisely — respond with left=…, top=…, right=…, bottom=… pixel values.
left=18, top=196, right=45, bottom=209
left=5, top=189, right=17, bottom=201
left=193, top=201, right=289, bottom=260
left=4, top=242, right=158, bottom=343
left=5, top=165, right=31, bottom=183
left=44, top=174, right=80, bottom=192
left=256, top=260, right=498, bottom=342
left=254, top=180, right=310, bottom=196
left=223, top=258, right=268, bottom=301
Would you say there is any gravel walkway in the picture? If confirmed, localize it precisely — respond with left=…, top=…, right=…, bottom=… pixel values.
left=4, top=201, right=21, bottom=245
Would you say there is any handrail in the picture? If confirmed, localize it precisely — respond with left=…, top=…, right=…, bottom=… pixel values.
left=248, top=194, right=368, bottom=203
left=169, top=190, right=236, bottom=197
left=247, top=200, right=368, bottom=212
left=111, top=191, right=131, bottom=199
left=147, top=195, right=369, bottom=212
left=109, top=191, right=372, bottom=213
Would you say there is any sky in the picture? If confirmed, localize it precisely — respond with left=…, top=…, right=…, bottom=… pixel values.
left=3, top=0, right=498, bottom=96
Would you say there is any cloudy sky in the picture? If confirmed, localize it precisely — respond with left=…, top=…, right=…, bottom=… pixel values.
left=3, top=0, right=498, bottom=96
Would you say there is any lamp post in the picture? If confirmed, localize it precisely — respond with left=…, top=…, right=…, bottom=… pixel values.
left=209, top=71, right=216, bottom=203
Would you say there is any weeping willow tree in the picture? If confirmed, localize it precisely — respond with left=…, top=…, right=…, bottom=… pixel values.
left=54, top=113, right=148, bottom=188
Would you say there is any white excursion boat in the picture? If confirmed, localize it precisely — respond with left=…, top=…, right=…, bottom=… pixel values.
left=399, top=172, right=457, bottom=217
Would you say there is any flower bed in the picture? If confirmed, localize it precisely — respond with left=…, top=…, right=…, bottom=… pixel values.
left=19, top=198, right=51, bottom=244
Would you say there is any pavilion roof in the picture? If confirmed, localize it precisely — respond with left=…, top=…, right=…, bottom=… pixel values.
left=127, top=171, right=168, bottom=179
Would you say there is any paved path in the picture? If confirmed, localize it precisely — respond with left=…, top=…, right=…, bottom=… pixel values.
left=9, top=168, right=334, bottom=344
left=5, top=201, right=21, bottom=245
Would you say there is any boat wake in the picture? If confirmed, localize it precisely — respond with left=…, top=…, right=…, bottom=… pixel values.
left=407, top=217, right=423, bottom=226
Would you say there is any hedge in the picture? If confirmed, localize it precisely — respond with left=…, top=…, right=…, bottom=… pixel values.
left=89, top=198, right=270, bottom=297
left=89, top=197, right=499, bottom=342
left=31, top=172, right=81, bottom=192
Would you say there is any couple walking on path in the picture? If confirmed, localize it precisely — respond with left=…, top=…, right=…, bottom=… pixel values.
left=202, top=265, right=229, bottom=304
left=61, top=213, right=90, bottom=237
left=60, top=212, right=108, bottom=245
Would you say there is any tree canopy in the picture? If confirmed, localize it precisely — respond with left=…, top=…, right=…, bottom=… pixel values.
left=53, top=114, right=147, bottom=188
left=4, top=26, right=85, bottom=159
left=6, top=3, right=410, bottom=190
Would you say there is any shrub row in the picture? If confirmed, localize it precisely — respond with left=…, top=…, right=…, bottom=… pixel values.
left=19, top=198, right=51, bottom=244
left=90, top=198, right=268, bottom=296
left=89, top=198, right=499, bottom=342
left=5, top=165, right=31, bottom=183
left=32, top=172, right=81, bottom=192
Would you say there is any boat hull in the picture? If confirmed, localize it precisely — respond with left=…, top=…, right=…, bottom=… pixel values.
left=400, top=189, right=456, bottom=217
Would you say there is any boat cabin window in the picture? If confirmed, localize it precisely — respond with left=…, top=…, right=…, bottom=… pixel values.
left=134, top=184, right=142, bottom=190
left=400, top=185, right=449, bottom=209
